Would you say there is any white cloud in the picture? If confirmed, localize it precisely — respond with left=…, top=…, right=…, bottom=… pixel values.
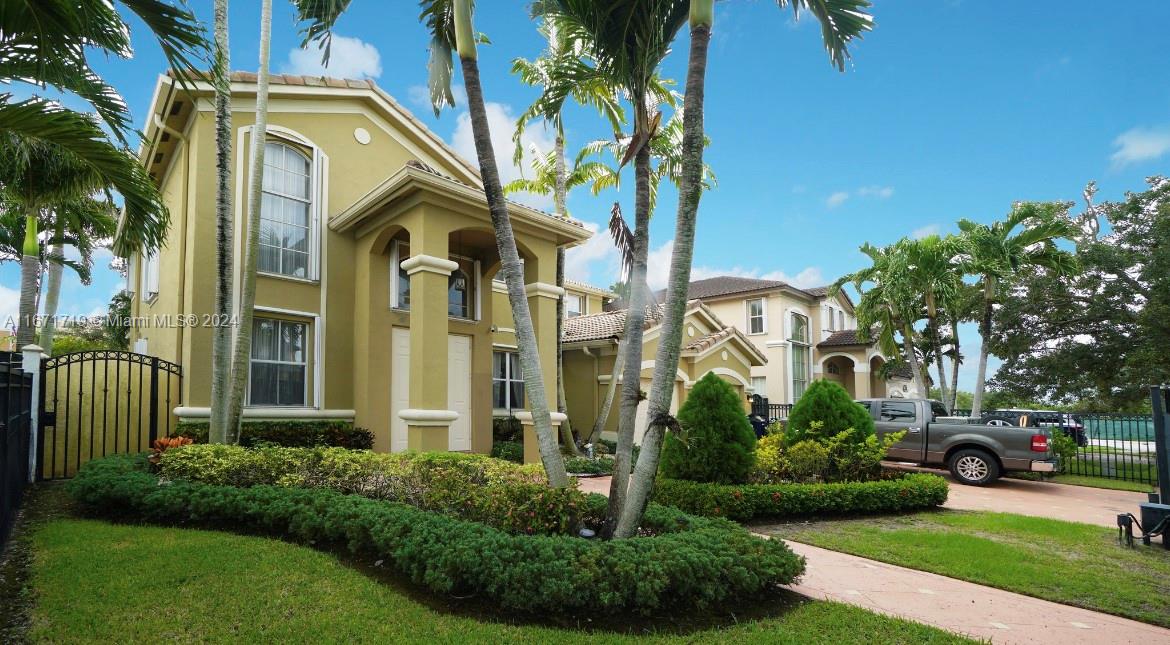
left=826, top=191, right=850, bottom=208
left=1110, top=126, right=1170, bottom=168
left=283, top=35, right=382, bottom=79
left=858, top=185, right=895, bottom=199
left=564, top=221, right=620, bottom=286
left=911, top=224, right=941, bottom=239
left=450, top=101, right=556, bottom=210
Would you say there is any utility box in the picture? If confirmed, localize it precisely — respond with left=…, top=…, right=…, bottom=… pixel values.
left=1139, top=502, right=1169, bottom=546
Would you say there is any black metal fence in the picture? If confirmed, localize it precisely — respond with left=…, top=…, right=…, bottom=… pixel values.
left=750, top=395, right=793, bottom=423
left=39, top=350, right=181, bottom=480
left=952, top=408, right=1157, bottom=486
left=1, top=351, right=33, bottom=550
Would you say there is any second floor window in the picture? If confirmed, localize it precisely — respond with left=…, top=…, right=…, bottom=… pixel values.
left=747, top=298, right=766, bottom=335
left=565, top=294, right=584, bottom=318
left=789, top=312, right=809, bottom=344
left=839, top=310, right=846, bottom=330
left=259, top=142, right=312, bottom=279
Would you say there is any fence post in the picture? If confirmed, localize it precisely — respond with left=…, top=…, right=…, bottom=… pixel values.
left=148, top=356, right=160, bottom=443
left=1152, top=386, right=1169, bottom=502
left=21, top=344, right=44, bottom=484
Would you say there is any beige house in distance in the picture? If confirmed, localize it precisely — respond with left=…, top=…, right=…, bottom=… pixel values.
left=127, top=72, right=590, bottom=455
left=658, top=276, right=920, bottom=405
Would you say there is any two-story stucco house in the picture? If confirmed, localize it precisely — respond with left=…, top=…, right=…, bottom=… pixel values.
left=655, top=276, right=921, bottom=404
left=127, top=72, right=590, bottom=455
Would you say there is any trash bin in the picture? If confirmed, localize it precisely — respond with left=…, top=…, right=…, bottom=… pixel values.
left=748, top=414, right=768, bottom=438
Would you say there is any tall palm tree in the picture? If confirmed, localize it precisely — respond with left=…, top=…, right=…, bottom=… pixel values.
left=224, top=0, right=275, bottom=443
left=614, top=0, right=872, bottom=538
left=898, top=235, right=962, bottom=411
left=959, top=203, right=1078, bottom=417
left=834, top=242, right=928, bottom=397
left=0, top=0, right=206, bottom=256
left=510, top=21, right=628, bottom=456
left=209, top=0, right=234, bottom=443
left=293, top=0, right=572, bottom=486
left=540, top=0, right=691, bottom=530
left=39, top=197, right=119, bottom=352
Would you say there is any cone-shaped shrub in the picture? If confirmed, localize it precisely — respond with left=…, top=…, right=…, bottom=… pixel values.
left=661, top=372, right=757, bottom=484
left=786, top=379, right=875, bottom=445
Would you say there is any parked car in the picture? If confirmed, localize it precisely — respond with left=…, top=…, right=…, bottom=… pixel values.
left=857, top=398, right=1057, bottom=486
left=981, top=409, right=1088, bottom=447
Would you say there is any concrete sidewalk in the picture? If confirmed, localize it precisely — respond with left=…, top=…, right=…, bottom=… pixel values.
left=578, top=474, right=1168, bottom=644
left=778, top=539, right=1170, bottom=645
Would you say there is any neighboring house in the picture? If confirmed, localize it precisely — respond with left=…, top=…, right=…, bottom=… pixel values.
left=127, top=72, right=590, bottom=454
left=659, top=276, right=905, bottom=404
left=561, top=299, right=767, bottom=443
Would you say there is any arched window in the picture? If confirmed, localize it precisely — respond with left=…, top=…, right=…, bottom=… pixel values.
left=789, top=312, right=810, bottom=401
left=259, top=142, right=312, bottom=278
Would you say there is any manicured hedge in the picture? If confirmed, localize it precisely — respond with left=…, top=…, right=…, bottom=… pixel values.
left=653, top=474, right=949, bottom=522
left=68, top=454, right=805, bottom=614
left=175, top=420, right=373, bottom=449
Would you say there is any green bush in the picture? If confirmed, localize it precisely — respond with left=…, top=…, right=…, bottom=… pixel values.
left=490, top=440, right=523, bottom=463
left=753, top=433, right=788, bottom=482
left=564, top=456, right=614, bottom=475
left=68, top=454, right=806, bottom=614
left=785, top=380, right=874, bottom=445
left=786, top=440, right=830, bottom=482
left=653, top=473, right=949, bottom=522
left=175, top=420, right=373, bottom=450
left=492, top=416, right=522, bottom=442
left=159, top=445, right=583, bottom=536
left=595, top=439, right=640, bottom=464
left=1050, top=431, right=1078, bottom=473
left=824, top=430, right=904, bottom=482
left=661, top=373, right=757, bottom=484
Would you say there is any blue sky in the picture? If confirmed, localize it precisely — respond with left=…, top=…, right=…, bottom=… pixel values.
left=3, top=1, right=1168, bottom=392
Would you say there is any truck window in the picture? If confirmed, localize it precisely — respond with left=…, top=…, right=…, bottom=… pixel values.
left=879, top=401, right=916, bottom=422
left=929, top=401, right=949, bottom=420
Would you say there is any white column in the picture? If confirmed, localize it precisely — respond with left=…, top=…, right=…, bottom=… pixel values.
left=22, top=344, right=44, bottom=483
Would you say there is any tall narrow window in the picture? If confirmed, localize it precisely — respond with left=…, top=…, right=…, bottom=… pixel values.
left=259, top=142, right=312, bottom=279
left=448, top=266, right=471, bottom=318
left=394, top=241, right=410, bottom=309
left=248, top=317, right=308, bottom=406
left=825, top=305, right=835, bottom=331
left=751, top=376, right=767, bottom=397
left=141, top=249, right=160, bottom=301
left=790, top=312, right=810, bottom=401
left=492, top=351, right=524, bottom=410
left=746, top=298, right=766, bottom=335
left=838, top=310, right=846, bottom=330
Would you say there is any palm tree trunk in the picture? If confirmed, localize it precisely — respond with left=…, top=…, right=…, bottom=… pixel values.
left=224, top=0, right=272, bottom=444
left=902, top=321, right=928, bottom=397
left=459, top=55, right=569, bottom=487
left=588, top=337, right=626, bottom=445
left=970, top=281, right=995, bottom=417
left=928, top=315, right=949, bottom=411
left=209, top=0, right=234, bottom=444
left=948, top=316, right=961, bottom=412
left=551, top=133, right=580, bottom=455
left=605, top=135, right=652, bottom=531
left=38, top=235, right=65, bottom=353
left=17, top=213, right=40, bottom=349
left=614, top=15, right=712, bottom=539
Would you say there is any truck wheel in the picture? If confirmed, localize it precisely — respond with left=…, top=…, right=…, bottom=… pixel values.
left=949, top=449, right=1000, bottom=486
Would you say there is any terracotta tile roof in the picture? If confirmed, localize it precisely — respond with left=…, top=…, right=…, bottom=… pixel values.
left=649, top=276, right=849, bottom=303
left=403, top=162, right=584, bottom=228
left=802, top=286, right=832, bottom=296
left=682, top=327, right=736, bottom=353
left=562, top=305, right=665, bottom=343
left=564, top=279, right=616, bottom=297
left=817, top=329, right=873, bottom=348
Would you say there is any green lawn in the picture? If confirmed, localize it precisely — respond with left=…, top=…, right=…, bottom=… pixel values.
left=755, top=510, right=1170, bottom=627
left=24, top=518, right=973, bottom=644
left=1049, top=473, right=1154, bottom=493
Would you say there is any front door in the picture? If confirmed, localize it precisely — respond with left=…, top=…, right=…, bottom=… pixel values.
left=390, top=328, right=411, bottom=452
left=447, top=335, right=471, bottom=451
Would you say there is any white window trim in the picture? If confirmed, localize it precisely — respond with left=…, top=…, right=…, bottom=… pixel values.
left=492, top=349, right=524, bottom=412
left=140, top=248, right=160, bottom=303
left=565, top=293, right=585, bottom=318
left=745, top=297, right=767, bottom=336
left=787, top=310, right=811, bottom=403
left=390, top=239, right=482, bottom=321
left=247, top=306, right=321, bottom=409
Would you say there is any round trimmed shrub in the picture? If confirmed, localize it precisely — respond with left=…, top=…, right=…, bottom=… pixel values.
left=661, top=372, right=757, bottom=484
left=785, top=379, right=875, bottom=445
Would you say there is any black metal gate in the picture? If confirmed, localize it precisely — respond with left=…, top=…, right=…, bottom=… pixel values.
left=38, top=351, right=181, bottom=480
left=1, top=351, right=33, bottom=549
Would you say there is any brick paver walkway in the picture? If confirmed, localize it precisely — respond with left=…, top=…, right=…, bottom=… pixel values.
left=578, top=474, right=1168, bottom=644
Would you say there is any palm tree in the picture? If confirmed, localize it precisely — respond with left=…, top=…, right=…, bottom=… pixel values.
left=224, top=0, right=275, bottom=443
left=0, top=0, right=206, bottom=256
left=39, top=197, right=119, bottom=352
left=898, top=235, right=962, bottom=411
left=209, top=0, right=234, bottom=443
left=293, top=0, right=572, bottom=487
left=834, top=243, right=928, bottom=397
left=614, top=0, right=872, bottom=538
left=0, top=137, right=126, bottom=347
left=959, top=203, right=1078, bottom=417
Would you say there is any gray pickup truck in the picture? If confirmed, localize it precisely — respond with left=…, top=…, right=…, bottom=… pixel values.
left=857, top=398, right=1058, bottom=486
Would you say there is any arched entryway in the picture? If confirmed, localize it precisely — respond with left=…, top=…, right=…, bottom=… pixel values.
left=869, top=355, right=886, bottom=398
left=822, top=355, right=857, bottom=398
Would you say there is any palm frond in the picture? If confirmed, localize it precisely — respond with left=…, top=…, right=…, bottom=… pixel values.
left=608, top=201, right=634, bottom=280
left=781, top=0, right=874, bottom=71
